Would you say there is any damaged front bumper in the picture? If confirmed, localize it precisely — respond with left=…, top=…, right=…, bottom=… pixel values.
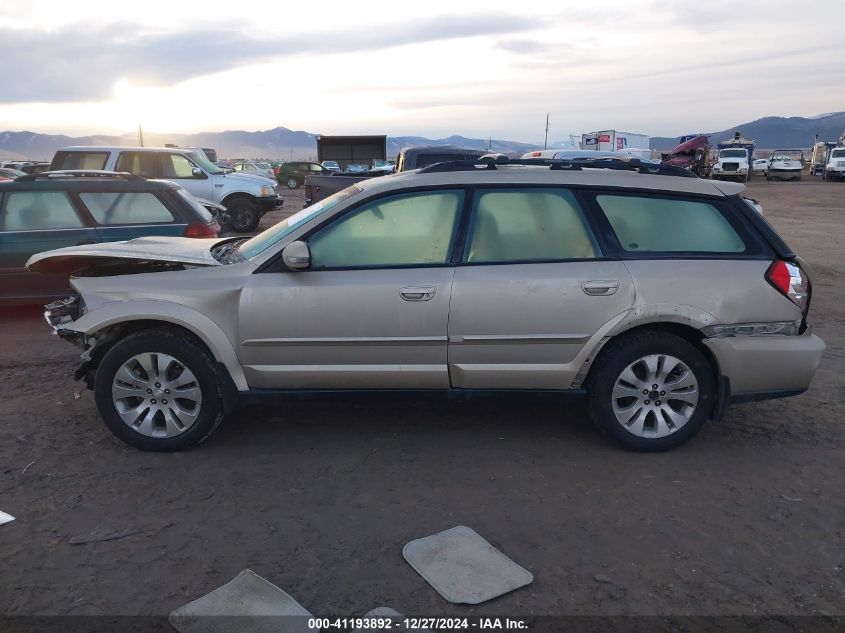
left=44, top=294, right=82, bottom=332
left=44, top=294, right=97, bottom=385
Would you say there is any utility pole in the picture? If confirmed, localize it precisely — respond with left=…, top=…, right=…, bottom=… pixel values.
left=488, top=137, right=492, bottom=151
left=544, top=113, right=550, bottom=150
left=138, top=124, right=144, bottom=147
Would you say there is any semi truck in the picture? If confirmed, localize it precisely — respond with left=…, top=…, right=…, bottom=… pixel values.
left=823, top=132, right=845, bottom=181
left=711, top=132, right=756, bottom=182
left=810, top=142, right=836, bottom=176
left=581, top=130, right=650, bottom=152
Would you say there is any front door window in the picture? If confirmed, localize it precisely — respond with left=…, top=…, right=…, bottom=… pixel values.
left=308, top=190, right=464, bottom=269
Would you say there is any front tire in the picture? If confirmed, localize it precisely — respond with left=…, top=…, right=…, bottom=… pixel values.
left=587, top=330, right=716, bottom=452
left=286, top=177, right=299, bottom=189
left=94, top=330, right=224, bottom=452
left=226, top=198, right=260, bottom=232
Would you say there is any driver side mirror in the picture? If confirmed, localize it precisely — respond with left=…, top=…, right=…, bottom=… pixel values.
left=281, top=240, right=311, bottom=270
left=191, top=167, right=206, bottom=179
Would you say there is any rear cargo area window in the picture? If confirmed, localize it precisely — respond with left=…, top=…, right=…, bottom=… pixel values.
left=80, top=192, right=174, bottom=225
left=466, top=188, right=597, bottom=263
left=596, top=195, right=746, bottom=253
left=53, top=152, right=109, bottom=171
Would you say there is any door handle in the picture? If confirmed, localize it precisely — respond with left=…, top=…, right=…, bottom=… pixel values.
left=581, top=280, right=620, bottom=296
left=400, top=286, right=436, bottom=301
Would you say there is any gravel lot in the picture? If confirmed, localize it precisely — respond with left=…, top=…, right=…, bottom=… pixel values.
left=0, top=179, right=843, bottom=620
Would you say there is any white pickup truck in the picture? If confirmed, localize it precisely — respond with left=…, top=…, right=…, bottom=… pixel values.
left=823, top=147, right=845, bottom=181
left=50, top=146, right=283, bottom=232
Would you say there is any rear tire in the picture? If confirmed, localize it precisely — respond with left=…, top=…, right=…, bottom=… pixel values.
left=226, top=198, right=260, bottom=232
left=94, top=330, right=224, bottom=452
left=286, top=177, right=299, bottom=189
left=587, top=330, right=716, bottom=452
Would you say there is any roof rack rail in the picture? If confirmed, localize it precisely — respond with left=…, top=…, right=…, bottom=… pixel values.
left=15, top=170, right=146, bottom=182
left=417, top=155, right=698, bottom=178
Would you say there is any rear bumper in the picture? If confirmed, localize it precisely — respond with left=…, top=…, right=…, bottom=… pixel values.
left=704, top=332, right=825, bottom=396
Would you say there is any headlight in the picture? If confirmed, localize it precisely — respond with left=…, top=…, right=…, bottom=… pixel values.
left=260, top=185, right=276, bottom=197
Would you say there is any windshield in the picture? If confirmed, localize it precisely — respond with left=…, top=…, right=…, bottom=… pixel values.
left=720, top=149, right=747, bottom=158
left=771, top=151, right=802, bottom=160
left=184, top=149, right=224, bottom=175
left=832, top=149, right=845, bottom=158
left=238, top=186, right=361, bottom=259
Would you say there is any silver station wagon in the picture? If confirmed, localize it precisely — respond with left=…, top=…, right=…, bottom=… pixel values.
left=30, top=157, right=825, bottom=452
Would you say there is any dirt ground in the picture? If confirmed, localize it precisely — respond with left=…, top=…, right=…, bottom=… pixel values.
left=0, top=179, right=843, bottom=622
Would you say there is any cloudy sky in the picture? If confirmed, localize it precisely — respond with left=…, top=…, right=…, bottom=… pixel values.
left=0, top=0, right=843, bottom=142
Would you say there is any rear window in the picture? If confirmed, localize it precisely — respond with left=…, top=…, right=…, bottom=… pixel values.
left=52, top=151, right=109, bottom=171
left=80, top=192, right=174, bottom=225
left=175, top=188, right=214, bottom=222
left=414, top=153, right=480, bottom=168
left=596, top=194, right=746, bottom=253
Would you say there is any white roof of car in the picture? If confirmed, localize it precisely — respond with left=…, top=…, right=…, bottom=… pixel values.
left=58, top=146, right=197, bottom=153
left=359, top=165, right=745, bottom=197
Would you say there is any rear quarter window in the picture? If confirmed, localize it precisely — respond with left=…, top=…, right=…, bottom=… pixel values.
left=595, top=194, right=747, bottom=253
left=52, top=151, right=109, bottom=171
left=79, top=192, right=175, bottom=225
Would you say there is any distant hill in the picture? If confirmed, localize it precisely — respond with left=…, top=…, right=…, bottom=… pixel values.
left=3, top=112, right=843, bottom=161
left=651, top=112, right=845, bottom=151
left=387, top=134, right=539, bottom=157
left=0, top=127, right=540, bottom=162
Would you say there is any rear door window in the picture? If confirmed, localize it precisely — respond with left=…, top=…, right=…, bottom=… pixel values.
left=116, top=152, right=160, bottom=178
left=465, top=188, right=598, bottom=263
left=594, top=194, right=747, bottom=253
left=1, top=192, right=84, bottom=231
left=79, top=192, right=175, bottom=225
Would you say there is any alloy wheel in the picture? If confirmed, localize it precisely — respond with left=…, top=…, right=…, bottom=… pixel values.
left=611, top=354, right=699, bottom=438
left=111, top=352, right=203, bottom=438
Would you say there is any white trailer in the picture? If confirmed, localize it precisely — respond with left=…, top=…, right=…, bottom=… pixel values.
left=581, top=130, right=650, bottom=152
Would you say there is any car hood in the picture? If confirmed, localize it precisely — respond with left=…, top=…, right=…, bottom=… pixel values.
left=217, top=172, right=276, bottom=186
left=27, top=236, right=232, bottom=274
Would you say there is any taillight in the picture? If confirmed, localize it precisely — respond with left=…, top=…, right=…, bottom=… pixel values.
left=766, top=260, right=810, bottom=313
left=184, top=221, right=220, bottom=238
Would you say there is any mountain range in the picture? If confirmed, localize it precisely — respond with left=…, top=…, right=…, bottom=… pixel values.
left=649, top=112, right=845, bottom=151
left=1, top=112, right=843, bottom=161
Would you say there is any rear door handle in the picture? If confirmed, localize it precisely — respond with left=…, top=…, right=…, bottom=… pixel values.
left=400, top=285, right=436, bottom=301
left=581, top=280, right=620, bottom=296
